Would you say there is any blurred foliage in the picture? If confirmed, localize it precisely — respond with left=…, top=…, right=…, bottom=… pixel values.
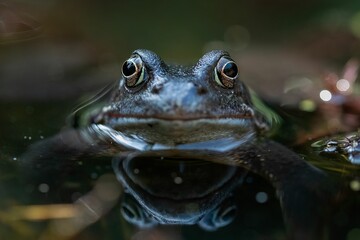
left=5, top=0, right=360, bottom=61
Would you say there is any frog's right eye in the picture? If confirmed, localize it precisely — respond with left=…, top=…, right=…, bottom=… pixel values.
left=214, top=56, right=238, bottom=89
left=122, top=55, right=145, bottom=87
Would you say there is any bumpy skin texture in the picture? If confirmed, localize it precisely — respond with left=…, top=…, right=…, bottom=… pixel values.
left=90, top=49, right=267, bottom=145
left=22, top=50, right=337, bottom=240
left=105, top=49, right=254, bottom=120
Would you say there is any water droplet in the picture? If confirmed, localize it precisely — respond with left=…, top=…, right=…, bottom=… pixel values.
left=336, top=79, right=350, bottom=92
left=255, top=192, right=268, bottom=203
left=12, top=157, right=17, bottom=161
left=174, top=176, right=183, bottom=184
left=38, top=183, right=49, bottom=193
left=319, top=90, right=332, bottom=102
left=299, top=99, right=316, bottom=112
left=350, top=180, right=360, bottom=191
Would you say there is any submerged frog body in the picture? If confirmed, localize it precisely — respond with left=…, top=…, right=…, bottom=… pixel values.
left=23, top=49, right=337, bottom=240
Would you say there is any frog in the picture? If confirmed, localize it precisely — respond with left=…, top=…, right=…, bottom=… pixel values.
left=22, top=49, right=337, bottom=240
left=311, top=132, right=360, bottom=165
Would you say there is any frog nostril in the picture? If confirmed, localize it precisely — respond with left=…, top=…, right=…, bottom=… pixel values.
left=196, top=85, right=208, bottom=95
left=197, top=87, right=207, bottom=95
left=151, top=84, right=163, bottom=94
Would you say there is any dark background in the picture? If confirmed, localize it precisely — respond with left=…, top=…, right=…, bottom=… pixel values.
left=2, top=0, right=360, bottom=102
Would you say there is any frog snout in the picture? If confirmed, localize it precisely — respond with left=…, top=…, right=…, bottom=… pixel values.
left=151, top=81, right=208, bottom=111
left=151, top=81, right=208, bottom=96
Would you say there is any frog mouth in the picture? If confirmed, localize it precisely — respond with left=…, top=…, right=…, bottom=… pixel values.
left=99, top=100, right=256, bottom=122
left=90, top=107, right=258, bottom=148
left=102, top=116, right=256, bottom=146
left=103, top=112, right=254, bottom=121
left=90, top=122, right=255, bottom=152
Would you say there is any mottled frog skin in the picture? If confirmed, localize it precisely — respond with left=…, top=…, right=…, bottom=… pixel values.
left=92, top=49, right=266, bottom=146
left=23, top=50, right=336, bottom=240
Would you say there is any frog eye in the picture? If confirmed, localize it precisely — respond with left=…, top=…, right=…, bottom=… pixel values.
left=214, top=57, right=239, bottom=88
left=122, top=55, right=145, bottom=87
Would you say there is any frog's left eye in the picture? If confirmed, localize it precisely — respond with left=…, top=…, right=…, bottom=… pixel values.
left=122, top=55, right=145, bottom=87
left=214, top=57, right=238, bottom=88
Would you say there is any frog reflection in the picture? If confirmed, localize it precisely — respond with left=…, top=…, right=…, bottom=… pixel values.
left=113, top=151, right=245, bottom=230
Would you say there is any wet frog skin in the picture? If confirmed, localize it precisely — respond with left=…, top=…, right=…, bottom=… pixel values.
left=92, top=49, right=266, bottom=146
left=22, top=50, right=337, bottom=240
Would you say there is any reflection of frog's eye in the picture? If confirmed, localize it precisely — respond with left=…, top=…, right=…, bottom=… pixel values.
left=214, top=57, right=238, bottom=88
left=122, top=55, right=145, bottom=87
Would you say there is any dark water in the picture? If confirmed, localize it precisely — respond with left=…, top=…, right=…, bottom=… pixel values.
left=1, top=0, right=360, bottom=239
left=0, top=101, right=359, bottom=240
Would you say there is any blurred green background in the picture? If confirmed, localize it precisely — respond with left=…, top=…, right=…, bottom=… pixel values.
left=1, top=0, right=360, bottom=100
left=10, top=0, right=360, bottom=60
left=2, top=0, right=360, bottom=102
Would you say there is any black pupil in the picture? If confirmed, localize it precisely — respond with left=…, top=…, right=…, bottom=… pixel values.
left=122, top=60, right=136, bottom=76
left=223, top=62, right=238, bottom=78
